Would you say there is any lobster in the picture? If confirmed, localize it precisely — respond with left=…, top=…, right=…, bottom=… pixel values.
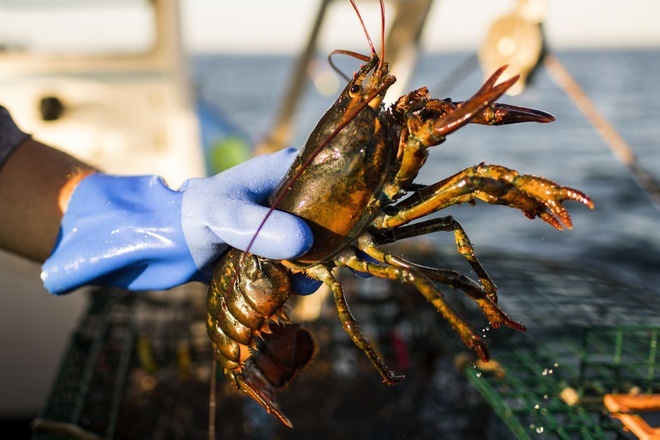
left=206, top=0, right=593, bottom=428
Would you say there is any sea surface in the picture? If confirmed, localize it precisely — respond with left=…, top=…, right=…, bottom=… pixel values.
left=190, top=48, right=660, bottom=296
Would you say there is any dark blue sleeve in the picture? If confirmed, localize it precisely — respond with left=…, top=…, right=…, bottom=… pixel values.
left=0, top=106, right=30, bottom=169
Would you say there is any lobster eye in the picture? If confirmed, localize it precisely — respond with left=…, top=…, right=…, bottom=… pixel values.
left=349, top=84, right=361, bottom=96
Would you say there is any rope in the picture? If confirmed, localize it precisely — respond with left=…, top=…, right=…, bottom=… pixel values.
left=544, top=53, right=660, bottom=212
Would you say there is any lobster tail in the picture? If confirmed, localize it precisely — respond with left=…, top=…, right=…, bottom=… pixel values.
left=207, top=248, right=315, bottom=426
left=230, top=324, right=316, bottom=427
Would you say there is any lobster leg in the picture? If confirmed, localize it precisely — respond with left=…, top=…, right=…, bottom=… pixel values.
left=391, top=66, right=558, bottom=195
left=354, top=235, right=524, bottom=331
left=372, top=216, right=497, bottom=302
left=337, top=249, right=491, bottom=362
left=417, top=265, right=524, bottom=330
left=376, top=163, right=594, bottom=231
left=390, top=67, right=521, bottom=192
left=307, top=264, right=405, bottom=385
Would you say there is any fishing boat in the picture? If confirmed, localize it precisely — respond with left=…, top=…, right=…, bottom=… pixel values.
left=0, top=0, right=242, bottom=425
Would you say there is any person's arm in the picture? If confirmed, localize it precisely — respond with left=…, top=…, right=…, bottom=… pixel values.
left=0, top=105, right=319, bottom=295
left=0, top=137, right=95, bottom=261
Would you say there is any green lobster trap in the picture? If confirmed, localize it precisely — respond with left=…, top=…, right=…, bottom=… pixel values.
left=31, top=248, right=660, bottom=439
left=466, top=326, right=660, bottom=439
left=459, top=255, right=660, bottom=440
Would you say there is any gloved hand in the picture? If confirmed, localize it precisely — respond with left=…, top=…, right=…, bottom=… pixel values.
left=41, top=148, right=322, bottom=295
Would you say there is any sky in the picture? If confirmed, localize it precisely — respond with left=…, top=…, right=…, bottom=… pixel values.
left=0, top=0, right=658, bottom=55
left=181, top=0, right=660, bottom=54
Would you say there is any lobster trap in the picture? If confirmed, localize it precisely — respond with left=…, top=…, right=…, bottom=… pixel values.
left=459, top=255, right=660, bottom=440
left=32, top=246, right=660, bottom=439
left=466, top=326, right=660, bottom=439
left=32, top=274, right=491, bottom=439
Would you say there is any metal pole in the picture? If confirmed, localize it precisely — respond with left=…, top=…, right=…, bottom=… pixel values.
left=254, top=0, right=332, bottom=155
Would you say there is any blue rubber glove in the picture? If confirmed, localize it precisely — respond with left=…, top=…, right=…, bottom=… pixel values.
left=41, top=148, right=321, bottom=295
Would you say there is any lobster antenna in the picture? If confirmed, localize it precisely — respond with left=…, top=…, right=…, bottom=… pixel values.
left=330, top=1, right=387, bottom=80
left=350, top=0, right=376, bottom=55
left=378, top=0, right=385, bottom=71
left=328, top=49, right=371, bottom=82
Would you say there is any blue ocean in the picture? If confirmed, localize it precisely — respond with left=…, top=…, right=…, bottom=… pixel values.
left=190, top=49, right=660, bottom=293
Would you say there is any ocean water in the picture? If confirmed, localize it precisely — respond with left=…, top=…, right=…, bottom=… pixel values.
left=190, top=48, right=660, bottom=297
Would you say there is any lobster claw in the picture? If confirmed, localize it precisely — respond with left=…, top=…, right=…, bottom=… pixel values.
left=460, top=65, right=555, bottom=126
left=471, top=102, right=556, bottom=125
